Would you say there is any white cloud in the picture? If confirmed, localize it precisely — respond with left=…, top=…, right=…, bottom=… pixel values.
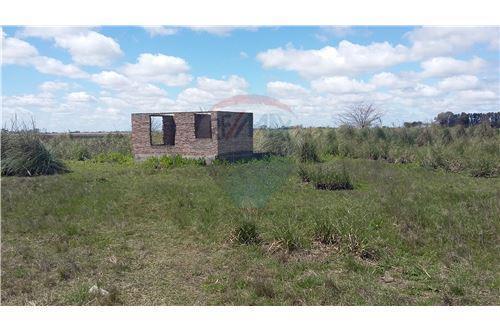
left=392, top=83, right=442, bottom=98
left=31, top=56, right=88, bottom=78
left=189, top=26, right=258, bottom=37
left=437, top=75, right=480, bottom=91
left=3, top=92, right=55, bottom=108
left=257, top=27, right=499, bottom=80
left=66, top=91, right=95, bottom=103
left=311, top=76, right=375, bottom=94
left=457, top=89, right=498, bottom=101
left=19, top=27, right=123, bottom=66
left=419, top=56, right=486, bottom=78
left=196, top=75, right=248, bottom=93
left=177, top=75, right=248, bottom=106
left=267, top=81, right=309, bottom=97
left=1, top=35, right=88, bottom=78
left=19, top=27, right=91, bottom=39
left=239, top=51, right=249, bottom=59
left=315, top=26, right=354, bottom=42
left=190, top=26, right=235, bottom=37
left=54, top=31, right=122, bottom=66
left=143, top=26, right=178, bottom=37
left=39, top=81, right=70, bottom=91
left=407, top=27, right=500, bottom=58
left=371, top=72, right=414, bottom=88
left=121, top=53, right=191, bottom=86
left=257, top=41, right=410, bottom=78
left=91, top=71, right=133, bottom=90
left=1, top=35, right=39, bottom=64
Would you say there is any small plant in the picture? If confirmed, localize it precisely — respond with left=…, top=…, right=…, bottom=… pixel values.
left=299, top=163, right=354, bottom=190
left=142, top=155, right=205, bottom=171
left=92, top=152, right=133, bottom=164
left=314, top=219, right=340, bottom=245
left=272, top=221, right=307, bottom=252
left=1, top=119, right=68, bottom=176
left=234, top=220, right=260, bottom=245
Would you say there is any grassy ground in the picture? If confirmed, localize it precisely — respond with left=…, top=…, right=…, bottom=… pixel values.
left=2, top=157, right=498, bottom=305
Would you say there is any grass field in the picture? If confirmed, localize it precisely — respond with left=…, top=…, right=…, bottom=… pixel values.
left=2, top=153, right=499, bottom=305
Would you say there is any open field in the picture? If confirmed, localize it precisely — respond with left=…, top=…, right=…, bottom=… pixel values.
left=2, top=148, right=499, bottom=305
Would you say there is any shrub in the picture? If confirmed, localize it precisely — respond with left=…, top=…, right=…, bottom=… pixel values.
left=1, top=122, right=68, bottom=177
left=416, top=128, right=433, bottom=146
left=441, top=128, right=453, bottom=145
left=299, top=163, right=353, bottom=190
left=324, top=129, right=339, bottom=155
left=468, top=156, right=498, bottom=178
left=419, top=147, right=446, bottom=170
left=337, top=141, right=356, bottom=158
left=295, top=131, right=320, bottom=163
left=259, top=129, right=293, bottom=156
left=72, top=145, right=91, bottom=161
left=374, top=127, right=387, bottom=140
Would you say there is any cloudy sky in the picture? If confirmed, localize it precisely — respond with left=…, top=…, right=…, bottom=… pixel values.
left=2, top=26, right=499, bottom=131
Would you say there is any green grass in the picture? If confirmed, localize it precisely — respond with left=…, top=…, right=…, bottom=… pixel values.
left=2, top=157, right=499, bottom=305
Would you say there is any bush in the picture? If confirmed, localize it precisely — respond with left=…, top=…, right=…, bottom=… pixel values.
left=72, top=145, right=91, bottom=161
left=299, top=163, right=353, bottom=190
left=295, top=131, right=320, bottom=163
left=324, top=129, right=339, bottom=155
left=416, top=128, right=433, bottom=146
left=259, top=129, right=293, bottom=156
left=1, top=122, right=68, bottom=177
left=468, top=156, right=498, bottom=178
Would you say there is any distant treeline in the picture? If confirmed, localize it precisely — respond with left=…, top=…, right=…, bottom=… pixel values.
left=434, top=112, right=500, bottom=128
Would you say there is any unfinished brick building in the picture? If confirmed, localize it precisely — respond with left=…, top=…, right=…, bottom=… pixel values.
left=131, top=111, right=253, bottom=161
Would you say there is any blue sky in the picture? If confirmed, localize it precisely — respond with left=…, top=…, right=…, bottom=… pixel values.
left=2, top=26, right=499, bottom=131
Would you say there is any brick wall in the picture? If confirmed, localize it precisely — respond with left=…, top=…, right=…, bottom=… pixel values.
left=131, top=111, right=253, bottom=160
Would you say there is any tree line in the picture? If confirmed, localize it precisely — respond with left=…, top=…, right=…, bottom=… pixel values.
left=434, top=112, right=500, bottom=128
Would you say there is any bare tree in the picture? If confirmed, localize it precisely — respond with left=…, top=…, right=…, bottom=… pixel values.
left=339, top=103, right=383, bottom=128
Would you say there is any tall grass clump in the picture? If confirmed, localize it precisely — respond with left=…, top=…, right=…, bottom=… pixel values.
left=258, top=129, right=294, bottom=156
left=299, top=163, right=353, bottom=190
left=272, top=221, right=308, bottom=252
left=1, top=119, right=68, bottom=176
left=234, top=220, right=260, bottom=245
left=46, top=133, right=131, bottom=160
left=295, top=130, right=320, bottom=163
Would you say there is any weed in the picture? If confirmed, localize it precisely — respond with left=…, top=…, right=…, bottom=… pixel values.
left=234, top=220, right=260, bottom=245
left=142, top=155, right=205, bottom=171
left=92, top=152, right=133, bottom=164
left=314, top=219, right=341, bottom=245
left=299, top=163, right=353, bottom=190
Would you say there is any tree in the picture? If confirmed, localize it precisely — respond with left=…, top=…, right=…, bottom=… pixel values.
left=339, top=103, right=383, bottom=128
